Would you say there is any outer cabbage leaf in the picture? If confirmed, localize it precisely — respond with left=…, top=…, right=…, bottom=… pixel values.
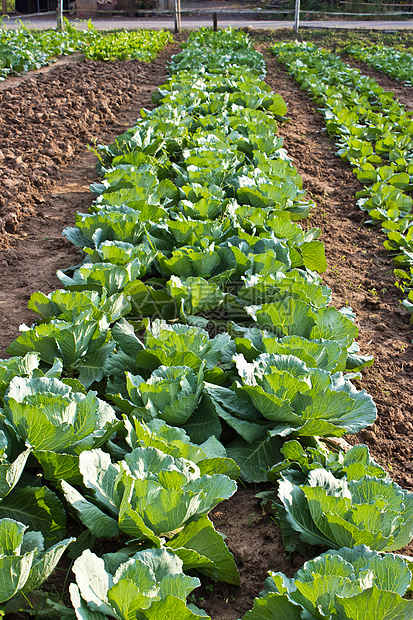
left=166, top=515, right=239, bottom=585
left=0, top=486, right=66, bottom=546
left=0, top=449, right=31, bottom=500
left=241, top=593, right=303, bottom=619
left=226, top=436, right=284, bottom=483
left=335, top=587, right=413, bottom=620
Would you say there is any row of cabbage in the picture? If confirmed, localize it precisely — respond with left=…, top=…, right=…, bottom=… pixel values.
left=272, top=41, right=413, bottom=320
left=0, top=26, right=296, bottom=618
left=346, top=43, right=413, bottom=87
left=0, top=20, right=171, bottom=79
left=0, top=27, right=411, bottom=619
left=246, top=439, right=413, bottom=618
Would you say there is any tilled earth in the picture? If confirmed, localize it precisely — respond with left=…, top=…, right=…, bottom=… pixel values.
left=0, top=44, right=178, bottom=355
left=1, top=36, right=413, bottom=620
left=0, top=53, right=171, bottom=237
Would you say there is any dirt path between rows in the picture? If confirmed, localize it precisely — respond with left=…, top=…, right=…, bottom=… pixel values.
left=1, top=37, right=413, bottom=620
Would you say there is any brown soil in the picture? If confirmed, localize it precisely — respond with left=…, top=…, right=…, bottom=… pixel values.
left=0, top=56, right=145, bottom=239
left=0, top=53, right=86, bottom=93
left=1, top=36, right=413, bottom=620
left=0, top=45, right=180, bottom=353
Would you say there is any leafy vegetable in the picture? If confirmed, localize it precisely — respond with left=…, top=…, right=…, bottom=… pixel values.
left=272, top=40, right=413, bottom=320
left=0, top=22, right=172, bottom=81
left=242, top=545, right=413, bottom=619
left=267, top=440, right=389, bottom=485
left=61, top=446, right=238, bottom=583
left=0, top=28, right=389, bottom=617
left=122, top=365, right=204, bottom=426
left=84, top=29, right=172, bottom=62
left=70, top=547, right=208, bottom=619
left=0, top=518, right=73, bottom=603
left=275, top=462, right=413, bottom=552
left=3, top=376, right=120, bottom=483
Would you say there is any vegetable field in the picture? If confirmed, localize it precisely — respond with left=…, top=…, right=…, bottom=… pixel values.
left=0, top=21, right=172, bottom=80
left=0, top=25, right=413, bottom=620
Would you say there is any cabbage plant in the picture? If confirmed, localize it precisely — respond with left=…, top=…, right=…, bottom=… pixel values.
left=202, top=352, right=376, bottom=483
left=105, top=319, right=235, bottom=399
left=137, top=320, right=234, bottom=372
left=267, top=441, right=389, bottom=486
left=120, top=365, right=204, bottom=426
left=6, top=312, right=115, bottom=388
left=61, top=446, right=239, bottom=584
left=276, top=467, right=413, bottom=553
left=233, top=352, right=376, bottom=438
left=2, top=376, right=121, bottom=484
left=0, top=518, right=73, bottom=604
left=242, top=545, right=413, bottom=619
left=28, top=289, right=130, bottom=324
left=70, top=547, right=209, bottom=619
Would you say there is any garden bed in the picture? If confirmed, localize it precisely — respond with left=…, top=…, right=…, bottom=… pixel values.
left=0, top=29, right=413, bottom=620
left=261, top=48, right=413, bottom=488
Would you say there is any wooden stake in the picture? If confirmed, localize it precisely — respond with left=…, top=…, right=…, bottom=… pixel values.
left=57, top=0, right=64, bottom=29
left=294, top=0, right=300, bottom=32
left=173, top=0, right=180, bottom=33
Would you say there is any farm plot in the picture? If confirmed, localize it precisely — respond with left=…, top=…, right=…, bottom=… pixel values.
left=0, top=42, right=181, bottom=354
left=0, top=26, right=410, bottom=618
left=0, top=19, right=98, bottom=81
left=271, top=42, right=413, bottom=318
